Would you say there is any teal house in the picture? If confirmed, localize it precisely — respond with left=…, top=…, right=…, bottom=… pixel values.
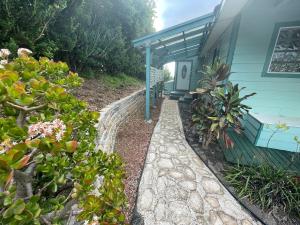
left=199, top=0, right=300, bottom=153
left=133, top=0, right=300, bottom=168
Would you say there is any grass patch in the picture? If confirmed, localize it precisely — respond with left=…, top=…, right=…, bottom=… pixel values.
left=101, top=73, right=143, bottom=89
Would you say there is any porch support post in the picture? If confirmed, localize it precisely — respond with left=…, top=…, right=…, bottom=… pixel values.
left=145, top=45, right=151, bottom=121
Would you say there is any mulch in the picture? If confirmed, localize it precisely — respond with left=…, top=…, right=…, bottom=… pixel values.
left=114, top=98, right=163, bottom=223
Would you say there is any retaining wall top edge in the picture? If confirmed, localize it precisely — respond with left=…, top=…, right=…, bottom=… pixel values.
left=99, top=88, right=145, bottom=114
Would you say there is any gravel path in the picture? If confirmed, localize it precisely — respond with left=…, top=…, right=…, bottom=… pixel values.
left=135, top=99, right=261, bottom=225
left=115, top=99, right=162, bottom=222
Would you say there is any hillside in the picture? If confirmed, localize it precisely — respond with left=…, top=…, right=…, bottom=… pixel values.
left=75, top=74, right=144, bottom=111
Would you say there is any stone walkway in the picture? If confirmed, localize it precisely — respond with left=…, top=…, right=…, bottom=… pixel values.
left=136, top=99, right=261, bottom=225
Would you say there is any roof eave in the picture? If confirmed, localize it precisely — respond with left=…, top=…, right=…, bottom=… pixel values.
left=132, top=12, right=215, bottom=48
left=200, top=0, right=251, bottom=55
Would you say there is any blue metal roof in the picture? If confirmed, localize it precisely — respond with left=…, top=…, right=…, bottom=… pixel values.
left=132, top=12, right=216, bottom=64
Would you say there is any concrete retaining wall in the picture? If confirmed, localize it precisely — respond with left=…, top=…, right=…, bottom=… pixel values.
left=95, top=89, right=145, bottom=153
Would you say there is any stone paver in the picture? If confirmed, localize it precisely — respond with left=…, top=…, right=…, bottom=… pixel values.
left=136, top=99, right=261, bottom=225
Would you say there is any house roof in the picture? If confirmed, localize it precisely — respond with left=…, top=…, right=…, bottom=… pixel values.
left=132, top=12, right=215, bottom=64
left=200, top=0, right=251, bottom=55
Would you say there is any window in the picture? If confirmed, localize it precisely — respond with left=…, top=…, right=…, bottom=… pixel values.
left=212, top=48, right=220, bottom=66
left=264, top=23, right=300, bottom=77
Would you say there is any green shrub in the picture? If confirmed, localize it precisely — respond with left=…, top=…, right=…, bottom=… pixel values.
left=0, top=49, right=127, bottom=224
left=225, top=164, right=300, bottom=217
left=192, top=62, right=255, bottom=149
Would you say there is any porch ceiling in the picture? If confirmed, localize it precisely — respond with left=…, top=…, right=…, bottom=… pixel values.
left=133, top=12, right=216, bottom=65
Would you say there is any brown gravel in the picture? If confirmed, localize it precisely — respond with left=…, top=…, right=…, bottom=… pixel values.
left=115, top=98, right=163, bottom=223
left=74, top=78, right=144, bottom=111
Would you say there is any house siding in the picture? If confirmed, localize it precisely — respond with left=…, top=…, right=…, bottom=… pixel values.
left=229, top=0, right=300, bottom=151
left=230, top=0, right=300, bottom=117
left=196, top=21, right=234, bottom=83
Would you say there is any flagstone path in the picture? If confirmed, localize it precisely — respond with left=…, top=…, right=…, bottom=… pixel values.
left=136, top=99, right=261, bottom=225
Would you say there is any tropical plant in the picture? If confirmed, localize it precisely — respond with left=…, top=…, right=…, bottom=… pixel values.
left=192, top=62, right=256, bottom=149
left=225, top=163, right=300, bottom=218
left=0, top=49, right=127, bottom=225
left=197, top=61, right=231, bottom=92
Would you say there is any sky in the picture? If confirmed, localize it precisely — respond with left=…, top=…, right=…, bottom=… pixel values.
left=153, top=0, right=220, bottom=76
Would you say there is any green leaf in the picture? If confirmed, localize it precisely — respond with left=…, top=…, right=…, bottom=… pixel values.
left=0, top=158, right=10, bottom=171
left=207, top=116, right=218, bottom=121
left=51, top=182, right=58, bottom=193
left=13, top=199, right=26, bottom=215
left=15, top=95, right=34, bottom=106
left=3, top=206, right=14, bottom=218
left=3, top=199, right=25, bottom=218
left=14, top=214, right=23, bottom=220
left=4, top=196, right=12, bottom=206
left=226, top=114, right=234, bottom=123
left=65, top=141, right=78, bottom=152
left=210, top=123, right=218, bottom=131
left=118, top=214, right=125, bottom=222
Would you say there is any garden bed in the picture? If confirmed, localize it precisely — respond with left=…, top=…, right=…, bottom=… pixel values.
left=178, top=101, right=300, bottom=225
left=115, top=98, right=163, bottom=223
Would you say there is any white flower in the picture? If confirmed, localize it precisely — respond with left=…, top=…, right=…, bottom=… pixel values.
left=0, top=49, right=11, bottom=59
left=17, top=48, right=33, bottom=57
left=28, top=119, right=66, bottom=142
left=0, top=59, right=8, bottom=65
left=0, top=64, right=4, bottom=69
left=55, top=132, right=63, bottom=142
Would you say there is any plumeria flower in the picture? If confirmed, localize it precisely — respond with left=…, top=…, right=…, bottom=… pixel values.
left=0, top=48, right=11, bottom=59
left=17, top=48, right=33, bottom=57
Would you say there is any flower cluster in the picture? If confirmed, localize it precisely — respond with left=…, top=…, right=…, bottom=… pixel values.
left=0, top=48, right=10, bottom=59
left=28, top=119, right=66, bottom=142
left=0, top=48, right=10, bottom=69
left=17, top=48, right=32, bottom=57
left=0, top=48, right=33, bottom=69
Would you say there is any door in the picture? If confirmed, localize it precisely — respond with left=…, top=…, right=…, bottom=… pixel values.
left=175, top=61, right=192, bottom=91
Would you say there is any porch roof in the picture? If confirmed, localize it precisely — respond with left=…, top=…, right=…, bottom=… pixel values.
left=133, top=12, right=216, bottom=64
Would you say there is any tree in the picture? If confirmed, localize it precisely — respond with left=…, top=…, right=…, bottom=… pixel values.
left=0, top=0, right=155, bottom=78
left=163, top=68, right=172, bottom=82
left=0, top=0, right=70, bottom=58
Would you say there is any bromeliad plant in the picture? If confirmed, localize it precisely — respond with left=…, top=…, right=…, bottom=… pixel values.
left=192, top=62, right=256, bottom=149
left=0, top=49, right=127, bottom=225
